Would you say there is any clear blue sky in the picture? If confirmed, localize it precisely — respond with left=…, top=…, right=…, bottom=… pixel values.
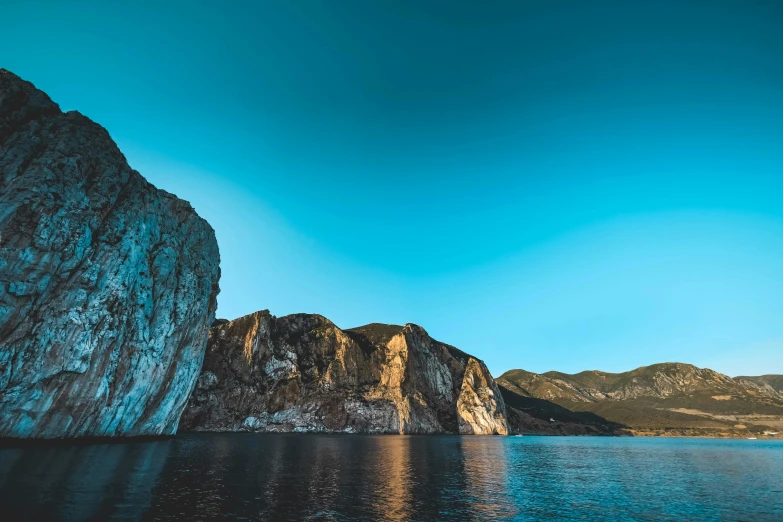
left=4, top=1, right=783, bottom=377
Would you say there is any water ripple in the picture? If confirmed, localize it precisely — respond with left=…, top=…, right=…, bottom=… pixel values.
left=0, top=435, right=781, bottom=521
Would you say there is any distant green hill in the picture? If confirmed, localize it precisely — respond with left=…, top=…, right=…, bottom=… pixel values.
left=497, top=363, right=783, bottom=437
left=498, top=385, right=624, bottom=436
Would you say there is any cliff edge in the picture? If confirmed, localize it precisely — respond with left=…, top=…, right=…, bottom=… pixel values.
left=0, top=70, right=221, bottom=437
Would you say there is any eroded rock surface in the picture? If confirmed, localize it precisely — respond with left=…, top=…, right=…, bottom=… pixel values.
left=181, top=311, right=507, bottom=434
left=0, top=69, right=220, bottom=437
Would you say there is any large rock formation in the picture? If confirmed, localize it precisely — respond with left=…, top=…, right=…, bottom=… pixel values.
left=497, top=363, right=783, bottom=438
left=181, top=311, right=508, bottom=434
left=0, top=69, right=220, bottom=437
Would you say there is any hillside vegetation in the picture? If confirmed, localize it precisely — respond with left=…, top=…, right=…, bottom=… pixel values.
left=497, top=363, right=783, bottom=438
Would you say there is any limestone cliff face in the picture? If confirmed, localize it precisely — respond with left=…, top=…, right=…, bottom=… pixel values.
left=0, top=70, right=220, bottom=438
left=181, top=312, right=507, bottom=435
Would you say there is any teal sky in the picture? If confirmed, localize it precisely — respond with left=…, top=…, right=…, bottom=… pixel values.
left=4, top=1, right=783, bottom=377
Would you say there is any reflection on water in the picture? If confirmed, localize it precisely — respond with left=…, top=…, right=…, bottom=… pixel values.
left=0, top=441, right=171, bottom=520
left=366, top=436, right=411, bottom=521
left=461, top=437, right=517, bottom=519
left=0, top=435, right=781, bottom=521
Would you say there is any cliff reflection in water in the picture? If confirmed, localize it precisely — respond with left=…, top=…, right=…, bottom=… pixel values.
left=461, top=437, right=518, bottom=519
left=0, top=434, right=508, bottom=521
left=0, top=440, right=171, bottom=520
left=1, top=434, right=781, bottom=521
left=142, top=433, right=509, bottom=520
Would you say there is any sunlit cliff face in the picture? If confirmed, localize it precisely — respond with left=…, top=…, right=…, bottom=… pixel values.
left=180, top=310, right=508, bottom=435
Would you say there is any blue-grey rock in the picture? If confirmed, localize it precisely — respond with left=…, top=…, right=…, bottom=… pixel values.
left=0, top=69, right=220, bottom=438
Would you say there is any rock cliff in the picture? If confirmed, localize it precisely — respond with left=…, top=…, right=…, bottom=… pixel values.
left=0, top=70, right=220, bottom=437
left=181, top=311, right=507, bottom=434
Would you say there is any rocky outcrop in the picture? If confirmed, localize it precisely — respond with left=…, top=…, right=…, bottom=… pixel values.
left=0, top=69, right=220, bottom=438
left=180, top=311, right=507, bottom=434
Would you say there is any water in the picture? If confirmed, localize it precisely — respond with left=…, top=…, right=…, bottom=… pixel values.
left=0, top=434, right=780, bottom=521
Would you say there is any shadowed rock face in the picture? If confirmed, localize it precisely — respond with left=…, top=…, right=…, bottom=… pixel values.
left=181, top=311, right=507, bottom=435
left=0, top=69, right=220, bottom=438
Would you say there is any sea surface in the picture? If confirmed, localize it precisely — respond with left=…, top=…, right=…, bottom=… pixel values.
left=0, top=434, right=780, bottom=521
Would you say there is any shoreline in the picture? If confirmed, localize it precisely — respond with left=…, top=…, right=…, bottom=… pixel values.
left=1, top=431, right=780, bottom=448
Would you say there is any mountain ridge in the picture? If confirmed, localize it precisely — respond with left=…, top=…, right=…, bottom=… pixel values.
left=497, top=362, right=783, bottom=437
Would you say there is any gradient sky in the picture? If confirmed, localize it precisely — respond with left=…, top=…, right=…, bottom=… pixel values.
left=4, top=1, right=783, bottom=377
